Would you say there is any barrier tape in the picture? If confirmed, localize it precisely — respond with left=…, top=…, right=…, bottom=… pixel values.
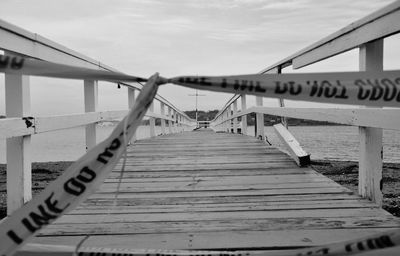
left=0, top=55, right=147, bottom=83
left=0, top=73, right=160, bottom=256
left=1, top=56, right=400, bottom=255
left=14, top=229, right=400, bottom=256
left=169, top=72, right=400, bottom=107
left=2, top=55, right=400, bottom=107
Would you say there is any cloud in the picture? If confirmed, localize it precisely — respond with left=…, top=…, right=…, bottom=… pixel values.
left=0, top=0, right=397, bottom=114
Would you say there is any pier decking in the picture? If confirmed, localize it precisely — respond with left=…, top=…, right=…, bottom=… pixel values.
left=31, top=130, right=399, bottom=250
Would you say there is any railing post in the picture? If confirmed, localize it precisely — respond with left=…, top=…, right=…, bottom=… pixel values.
left=5, top=73, right=32, bottom=215
left=168, top=107, right=173, bottom=133
left=227, top=105, right=232, bottom=133
left=172, top=110, right=177, bottom=133
left=241, top=94, right=247, bottom=135
left=256, top=96, right=264, bottom=139
left=358, top=39, right=383, bottom=205
left=128, top=88, right=136, bottom=142
left=176, top=113, right=180, bottom=132
left=160, top=102, right=166, bottom=134
left=149, top=102, right=156, bottom=137
left=226, top=109, right=229, bottom=132
left=276, top=66, right=288, bottom=128
left=84, top=80, right=98, bottom=150
left=232, top=100, right=238, bottom=133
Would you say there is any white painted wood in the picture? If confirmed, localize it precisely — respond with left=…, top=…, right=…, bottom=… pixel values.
left=240, top=94, right=247, bottom=135
left=168, top=107, right=173, bottom=134
left=227, top=106, right=232, bottom=133
left=149, top=102, right=156, bottom=137
left=243, top=107, right=400, bottom=131
left=255, top=96, right=264, bottom=139
left=232, top=100, right=238, bottom=133
left=5, top=73, right=32, bottom=215
left=128, top=88, right=136, bottom=142
left=160, top=102, right=166, bottom=134
left=0, top=20, right=116, bottom=70
left=358, top=40, right=383, bottom=205
left=0, top=117, right=34, bottom=138
left=84, top=80, right=98, bottom=150
left=273, top=123, right=310, bottom=167
left=260, top=1, right=400, bottom=71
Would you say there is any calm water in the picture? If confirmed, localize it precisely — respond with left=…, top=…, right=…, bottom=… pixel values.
left=0, top=125, right=399, bottom=163
left=247, top=126, right=400, bottom=163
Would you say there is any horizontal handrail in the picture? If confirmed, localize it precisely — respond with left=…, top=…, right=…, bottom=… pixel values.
left=211, top=106, right=400, bottom=131
left=0, top=19, right=192, bottom=121
left=0, top=110, right=186, bottom=139
left=261, top=0, right=400, bottom=72
left=212, top=94, right=240, bottom=121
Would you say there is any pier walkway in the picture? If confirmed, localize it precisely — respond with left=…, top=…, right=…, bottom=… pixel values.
left=32, top=129, right=400, bottom=250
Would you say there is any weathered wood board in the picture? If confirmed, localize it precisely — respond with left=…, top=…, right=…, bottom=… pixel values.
left=30, top=129, right=399, bottom=251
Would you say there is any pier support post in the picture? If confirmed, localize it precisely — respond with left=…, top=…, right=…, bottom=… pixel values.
left=128, top=88, right=136, bottom=142
left=84, top=80, right=98, bottom=150
left=5, top=73, right=32, bottom=215
left=241, top=94, right=247, bottom=135
left=358, top=40, right=383, bottom=206
left=160, top=102, right=166, bottom=134
left=256, top=96, right=264, bottom=139
left=149, top=102, right=156, bottom=137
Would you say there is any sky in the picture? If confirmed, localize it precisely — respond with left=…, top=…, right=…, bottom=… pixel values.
left=0, top=0, right=399, bottom=116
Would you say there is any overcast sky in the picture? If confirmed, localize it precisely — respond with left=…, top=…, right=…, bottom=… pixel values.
left=0, top=0, right=398, bottom=116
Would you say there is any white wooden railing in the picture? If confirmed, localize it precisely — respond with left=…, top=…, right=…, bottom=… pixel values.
left=211, top=0, right=400, bottom=207
left=0, top=19, right=195, bottom=215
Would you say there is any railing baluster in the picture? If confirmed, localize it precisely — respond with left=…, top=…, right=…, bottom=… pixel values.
left=149, top=102, right=156, bottom=137
left=84, top=80, right=98, bottom=150
left=5, top=72, right=32, bottom=215
left=168, top=107, right=173, bottom=133
left=358, top=39, right=384, bottom=205
left=255, top=96, right=264, bottom=139
left=232, top=100, right=238, bottom=133
left=160, top=102, right=166, bottom=134
left=227, top=105, right=232, bottom=133
left=241, top=94, right=247, bottom=135
left=128, top=87, right=136, bottom=142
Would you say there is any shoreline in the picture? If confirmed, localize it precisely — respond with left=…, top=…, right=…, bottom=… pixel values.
left=0, top=160, right=399, bottom=219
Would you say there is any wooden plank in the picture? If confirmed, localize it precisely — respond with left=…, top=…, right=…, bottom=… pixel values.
left=33, top=130, right=397, bottom=251
left=43, top=216, right=400, bottom=236
left=90, top=187, right=353, bottom=199
left=32, top=228, right=399, bottom=250
left=81, top=194, right=364, bottom=209
left=273, top=123, right=310, bottom=166
left=52, top=207, right=390, bottom=224
left=73, top=200, right=379, bottom=214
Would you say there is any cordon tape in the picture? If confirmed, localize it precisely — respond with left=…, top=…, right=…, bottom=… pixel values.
left=0, top=56, right=399, bottom=255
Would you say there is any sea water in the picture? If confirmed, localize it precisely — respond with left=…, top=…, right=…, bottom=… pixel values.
left=0, top=125, right=399, bottom=163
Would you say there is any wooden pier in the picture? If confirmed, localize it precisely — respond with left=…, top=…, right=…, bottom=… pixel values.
left=31, top=130, right=400, bottom=250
